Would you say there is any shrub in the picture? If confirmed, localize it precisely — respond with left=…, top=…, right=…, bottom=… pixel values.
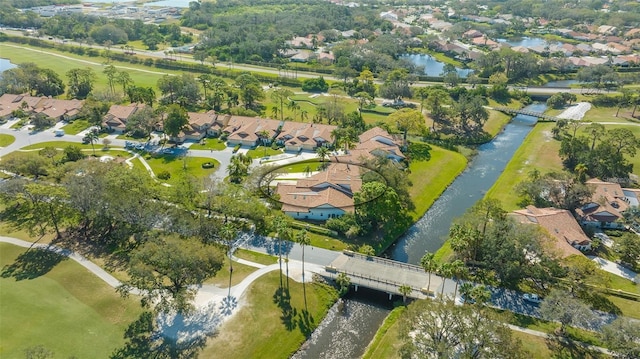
left=201, top=162, right=215, bottom=169
left=302, top=77, right=329, bottom=92
left=232, top=144, right=241, bottom=153
left=157, top=170, right=171, bottom=180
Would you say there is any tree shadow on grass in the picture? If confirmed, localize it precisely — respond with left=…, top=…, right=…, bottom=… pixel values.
left=1, top=248, right=67, bottom=280
left=545, top=334, right=607, bottom=359
left=296, top=309, right=315, bottom=338
left=111, top=306, right=220, bottom=359
left=274, top=286, right=297, bottom=331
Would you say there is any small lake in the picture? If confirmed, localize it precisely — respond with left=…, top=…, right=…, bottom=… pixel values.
left=543, top=79, right=580, bottom=87
left=497, top=36, right=564, bottom=49
left=404, top=54, right=473, bottom=78
left=0, top=58, right=17, bottom=73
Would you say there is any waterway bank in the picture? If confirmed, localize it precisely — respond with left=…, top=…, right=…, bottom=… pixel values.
left=389, top=103, right=546, bottom=264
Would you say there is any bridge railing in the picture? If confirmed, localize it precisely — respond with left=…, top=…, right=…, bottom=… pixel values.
left=324, top=267, right=425, bottom=296
left=342, top=250, right=425, bottom=273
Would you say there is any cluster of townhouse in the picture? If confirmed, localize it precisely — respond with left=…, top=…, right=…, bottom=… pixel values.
left=276, top=127, right=404, bottom=221
left=0, top=94, right=83, bottom=121
left=102, top=103, right=336, bottom=151
left=511, top=178, right=640, bottom=259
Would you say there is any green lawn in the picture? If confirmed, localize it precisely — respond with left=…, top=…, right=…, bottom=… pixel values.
left=246, top=146, right=283, bottom=158
left=484, top=123, right=564, bottom=211
left=0, top=243, right=143, bottom=358
left=201, top=271, right=338, bottom=358
left=0, top=134, right=15, bottom=147
left=235, top=249, right=278, bottom=265
left=189, top=138, right=227, bottom=151
left=362, top=307, right=405, bottom=359
left=61, top=119, right=91, bottom=135
left=0, top=43, right=180, bottom=94
left=138, top=155, right=219, bottom=185
left=20, top=141, right=95, bottom=150
left=408, top=146, right=468, bottom=221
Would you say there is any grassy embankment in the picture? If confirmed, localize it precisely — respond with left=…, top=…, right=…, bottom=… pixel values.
left=0, top=134, right=16, bottom=147
left=0, top=243, right=143, bottom=358
left=201, top=271, right=338, bottom=358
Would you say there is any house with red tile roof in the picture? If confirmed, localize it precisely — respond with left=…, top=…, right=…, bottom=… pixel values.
left=341, top=126, right=405, bottom=163
left=103, top=103, right=146, bottom=133
left=575, top=178, right=636, bottom=229
left=277, top=122, right=336, bottom=151
left=224, top=116, right=281, bottom=147
left=276, top=163, right=361, bottom=221
left=512, top=206, right=591, bottom=258
left=0, top=94, right=83, bottom=121
left=170, top=110, right=220, bottom=142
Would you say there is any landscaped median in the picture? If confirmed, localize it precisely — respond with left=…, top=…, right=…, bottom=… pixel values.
left=0, top=134, right=15, bottom=147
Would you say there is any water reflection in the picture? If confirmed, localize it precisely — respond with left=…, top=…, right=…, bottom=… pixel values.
left=390, top=103, right=546, bottom=264
left=292, top=288, right=392, bottom=359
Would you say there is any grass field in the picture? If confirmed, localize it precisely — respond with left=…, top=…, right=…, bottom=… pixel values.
left=246, top=146, right=283, bottom=158
left=136, top=155, right=219, bottom=185
left=408, top=146, right=468, bottom=221
left=61, top=119, right=91, bottom=135
left=201, top=271, right=338, bottom=358
left=0, top=243, right=142, bottom=358
left=0, top=134, right=15, bottom=147
left=484, top=122, right=563, bottom=211
left=20, top=141, right=97, bottom=150
left=189, top=138, right=227, bottom=151
left=0, top=43, right=181, bottom=95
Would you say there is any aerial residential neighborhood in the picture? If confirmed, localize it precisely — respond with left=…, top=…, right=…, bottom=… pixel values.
left=1, top=0, right=640, bottom=357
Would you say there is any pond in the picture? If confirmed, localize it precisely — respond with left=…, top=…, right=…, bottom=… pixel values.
left=543, top=79, right=580, bottom=87
left=0, top=58, right=17, bottom=73
left=144, top=0, right=194, bottom=7
left=403, top=54, right=473, bottom=78
left=497, top=37, right=559, bottom=48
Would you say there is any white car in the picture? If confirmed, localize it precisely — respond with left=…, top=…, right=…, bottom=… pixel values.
left=523, top=293, right=542, bottom=304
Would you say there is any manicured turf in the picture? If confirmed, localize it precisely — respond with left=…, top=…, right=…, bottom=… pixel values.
left=235, top=249, right=278, bottom=265
left=20, top=141, right=95, bottom=150
left=201, top=271, right=338, bottom=358
left=0, top=43, right=180, bottom=94
left=137, top=155, right=219, bottom=185
left=189, top=138, right=227, bottom=151
left=61, top=119, right=91, bottom=135
left=0, top=243, right=143, bottom=358
left=246, top=146, right=283, bottom=159
left=362, top=306, right=405, bottom=359
left=407, top=146, right=468, bottom=221
left=0, top=134, right=15, bottom=147
left=484, top=122, right=563, bottom=211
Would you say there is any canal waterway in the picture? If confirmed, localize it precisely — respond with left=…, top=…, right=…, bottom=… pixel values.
left=291, top=287, right=393, bottom=359
left=390, top=103, right=546, bottom=264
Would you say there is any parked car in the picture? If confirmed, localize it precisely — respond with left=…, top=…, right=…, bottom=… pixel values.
left=54, top=129, right=65, bottom=137
left=523, top=293, right=542, bottom=304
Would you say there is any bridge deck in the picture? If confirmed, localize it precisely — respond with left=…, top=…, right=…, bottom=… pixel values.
left=326, top=252, right=441, bottom=299
left=493, top=106, right=559, bottom=122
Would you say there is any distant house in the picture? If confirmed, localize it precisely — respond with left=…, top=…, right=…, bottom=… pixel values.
left=224, top=116, right=281, bottom=147
left=276, top=163, right=362, bottom=221
left=512, top=206, right=592, bottom=258
left=277, top=122, right=336, bottom=151
left=463, top=29, right=483, bottom=39
left=575, top=178, right=638, bottom=229
left=170, top=110, right=219, bottom=142
left=342, top=126, right=405, bottom=163
left=0, top=94, right=83, bottom=121
left=103, top=103, right=146, bottom=133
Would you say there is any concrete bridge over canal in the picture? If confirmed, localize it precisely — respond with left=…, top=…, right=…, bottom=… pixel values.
left=492, top=106, right=560, bottom=122
left=324, top=251, right=443, bottom=300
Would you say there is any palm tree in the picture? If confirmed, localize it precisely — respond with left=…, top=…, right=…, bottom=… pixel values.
left=420, top=252, right=438, bottom=293
left=295, top=228, right=311, bottom=309
left=399, top=284, right=412, bottom=305
left=438, top=262, right=452, bottom=299
left=86, top=129, right=99, bottom=156
left=316, top=146, right=330, bottom=163
left=459, top=282, right=474, bottom=304
left=272, top=215, right=290, bottom=288
left=257, top=129, right=271, bottom=156
left=220, top=222, right=237, bottom=298
left=300, top=109, right=309, bottom=122
left=449, top=260, right=467, bottom=299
